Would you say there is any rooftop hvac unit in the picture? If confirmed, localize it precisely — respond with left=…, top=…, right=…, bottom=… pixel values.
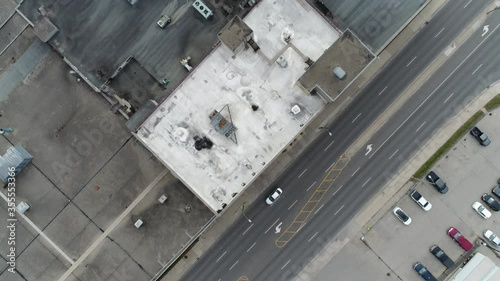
left=193, top=0, right=214, bottom=19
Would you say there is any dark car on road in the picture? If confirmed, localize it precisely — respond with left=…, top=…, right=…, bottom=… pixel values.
left=482, top=194, right=500, bottom=211
left=413, top=262, right=437, bottom=281
left=448, top=227, right=473, bottom=251
left=492, top=186, right=500, bottom=200
left=470, top=126, right=491, bottom=146
left=430, top=245, right=454, bottom=269
left=426, top=171, right=448, bottom=193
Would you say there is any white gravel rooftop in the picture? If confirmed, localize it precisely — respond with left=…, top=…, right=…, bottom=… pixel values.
left=136, top=0, right=339, bottom=213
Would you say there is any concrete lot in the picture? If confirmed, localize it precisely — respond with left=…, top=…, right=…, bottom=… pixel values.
left=0, top=36, right=214, bottom=280
left=362, top=108, right=500, bottom=281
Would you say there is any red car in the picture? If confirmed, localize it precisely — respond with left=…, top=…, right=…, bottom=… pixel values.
left=448, top=227, right=473, bottom=251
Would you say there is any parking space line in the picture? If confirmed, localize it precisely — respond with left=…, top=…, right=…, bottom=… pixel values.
left=308, top=232, right=319, bottom=242
left=281, top=260, right=291, bottom=270
left=288, top=200, right=298, bottom=210
left=378, top=86, right=388, bottom=96
left=314, top=204, right=324, bottom=215
left=265, top=218, right=280, bottom=234
left=334, top=205, right=345, bottom=216
left=324, top=140, right=335, bottom=151
left=216, top=251, right=227, bottom=263
left=416, top=121, right=426, bottom=132
left=444, top=93, right=454, bottom=104
left=298, top=169, right=307, bottom=178
left=247, top=242, right=256, bottom=252
left=306, top=181, right=316, bottom=191
left=229, top=260, right=239, bottom=271
left=242, top=223, right=254, bottom=236
left=351, top=167, right=361, bottom=177
left=388, top=149, right=399, bottom=160
left=435, top=28, right=445, bottom=38
left=352, top=113, right=362, bottom=123
left=361, top=177, right=372, bottom=187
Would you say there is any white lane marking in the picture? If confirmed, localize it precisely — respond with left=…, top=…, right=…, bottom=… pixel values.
left=308, top=232, right=319, bottom=242
left=325, top=162, right=335, bottom=173
left=324, top=140, right=335, bottom=151
left=388, top=149, right=399, bottom=160
left=229, top=260, right=239, bottom=271
left=471, top=64, right=483, bottom=75
left=281, top=260, right=291, bottom=270
left=416, top=121, right=426, bottom=132
left=443, top=93, right=454, bottom=104
left=332, top=185, right=343, bottom=197
left=352, top=113, right=362, bottom=123
left=288, top=200, right=298, bottom=210
left=406, top=56, right=417, bottom=67
left=464, top=0, right=473, bottom=8
left=434, top=27, right=445, bottom=38
left=378, top=86, right=388, bottom=96
left=306, top=181, right=316, bottom=191
left=242, top=223, right=254, bottom=236
left=216, top=251, right=227, bottom=263
left=247, top=242, right=256, bottom=252
left=369, top=23, right=500, bottom=159
left=298, top=168, right=308, bottom=178
left=334, top=205, right=345, bottom=216
left=361, top=177, right=372, bottom=187
left=314, top=204, right=325, bottom=215
left=265, top=218, right=280, bottom=234
left=351, top=167, right=361, bottom=177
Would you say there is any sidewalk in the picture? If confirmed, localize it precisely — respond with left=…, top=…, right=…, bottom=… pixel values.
left=160, top=0, right=453, bottom=280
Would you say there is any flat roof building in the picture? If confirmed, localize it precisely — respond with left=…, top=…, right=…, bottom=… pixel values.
left=136, top=0, right=339, bottom=213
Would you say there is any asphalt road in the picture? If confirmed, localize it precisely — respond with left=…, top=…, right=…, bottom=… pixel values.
left=179, top=0, right=495, bottom=280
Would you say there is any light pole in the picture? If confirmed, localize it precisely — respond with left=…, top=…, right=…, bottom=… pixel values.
left=487, top=6, right=500, bottom=14
left=318, top=126, right=333, bottom=136
left=241, top=203, right=252, bottom=223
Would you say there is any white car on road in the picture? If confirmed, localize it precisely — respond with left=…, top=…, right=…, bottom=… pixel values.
left=472, top=202, right=491, bottom=219
left=266, top=188, right=283, bottom=205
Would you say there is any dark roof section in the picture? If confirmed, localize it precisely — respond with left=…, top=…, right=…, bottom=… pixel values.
left=218, top=16, right=253, bottom=53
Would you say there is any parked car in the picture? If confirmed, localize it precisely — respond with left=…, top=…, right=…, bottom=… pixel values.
left=426, top=171, right=448, bottom=193
left=157, top=15, right=172, bottom=28
left=410, top=190, right=432, bottom=211
left=413, top=262, right=437, bottom=281
left=481, top=194, right=500, bottom=211
left=430, top=245, right=454, bottom=269
left=448, top=227, right=474, bottom=251
left=472, top=202, right=492, bottom=219
left=393, top=207, right=411, bottom=225
left=483, top=230, right=500, bottom=247
left=492, top=186, right=500, bottom=199
left=470, top=126, right=491, bottom=146
left=266, top=188, right=283, bottom=205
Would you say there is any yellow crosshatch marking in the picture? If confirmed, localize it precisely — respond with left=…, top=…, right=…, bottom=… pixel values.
left=275, top=155, right=350, bottom=248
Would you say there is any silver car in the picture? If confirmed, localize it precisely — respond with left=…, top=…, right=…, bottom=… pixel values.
left=484, top=230, right=500, bottom=247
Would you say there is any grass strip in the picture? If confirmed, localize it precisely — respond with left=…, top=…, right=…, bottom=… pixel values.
left=485, top=94, right=500, bottom=111
left=413, top=110, right=485, bottom=179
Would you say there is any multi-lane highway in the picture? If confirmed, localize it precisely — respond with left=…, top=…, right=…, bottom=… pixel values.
left=179, top=0, right=497, bottom=280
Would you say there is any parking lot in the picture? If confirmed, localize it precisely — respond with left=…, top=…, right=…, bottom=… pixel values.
left=363, top=108, right=500, bottom=281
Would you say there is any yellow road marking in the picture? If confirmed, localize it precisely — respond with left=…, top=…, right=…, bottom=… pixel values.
left=275, top=155, right=350, bottom=248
